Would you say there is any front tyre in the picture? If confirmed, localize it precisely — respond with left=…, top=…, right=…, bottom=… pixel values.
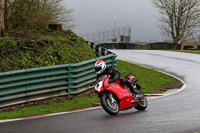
left=101, top=92, right=119, bottom=115
left=134, top=91, right=148, bottom=111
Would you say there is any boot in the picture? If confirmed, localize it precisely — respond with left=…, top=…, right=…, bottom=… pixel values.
left=127, top=81, right=140, bottom=94
left=127, top=82, right=143, bottom=99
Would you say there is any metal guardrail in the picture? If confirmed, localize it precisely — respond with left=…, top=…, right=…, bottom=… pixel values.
left=87, top=41, right=114, bottom=57
left=0, top=42, right=117, bottom=108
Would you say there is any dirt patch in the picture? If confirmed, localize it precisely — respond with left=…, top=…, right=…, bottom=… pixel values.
left=154, top=80, right=183, bottom=93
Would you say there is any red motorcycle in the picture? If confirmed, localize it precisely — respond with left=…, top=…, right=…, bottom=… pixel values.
left=94, top=73, right=147, bottom=115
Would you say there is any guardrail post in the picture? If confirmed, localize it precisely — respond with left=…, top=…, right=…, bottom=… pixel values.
left=88, top=42, right=92, bottom=49
left=112, top=55, right=116, bottom=67
left=93, top=44, right=96, bottom=51
left=98, top=47, right=102, bottom=57
left=67, top=65, right=73, bottom=95
left=25, top=70, right=29, bottom=103
left=104, top=49, right=108, bottom=55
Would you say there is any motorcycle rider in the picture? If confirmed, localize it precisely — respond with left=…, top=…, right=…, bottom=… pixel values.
left=94, top=60, right=141, bottom=99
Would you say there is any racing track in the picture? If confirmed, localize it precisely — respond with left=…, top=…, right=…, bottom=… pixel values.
left=1, top=50, right=200, bottom=133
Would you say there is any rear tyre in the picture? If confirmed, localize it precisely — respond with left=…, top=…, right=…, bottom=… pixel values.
left=101, top=92, right=119, bottom=115
left=134, top=91, right=148, bottom=111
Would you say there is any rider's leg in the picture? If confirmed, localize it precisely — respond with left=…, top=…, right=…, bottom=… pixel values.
left=126, top=80, right=140, bottom=94
left=118, top=77, right=126, bottom=87
left=119, top=77, right=141, bottom=98
left=125, top=80, right=144, bottom=100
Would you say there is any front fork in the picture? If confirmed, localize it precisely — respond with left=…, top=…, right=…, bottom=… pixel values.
left=109, top=92, right=115, bottom=103
left=135, top=83, right=141, bottom=90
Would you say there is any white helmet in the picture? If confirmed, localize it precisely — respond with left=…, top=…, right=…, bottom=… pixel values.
left=94, top=60, right=106, bottom=74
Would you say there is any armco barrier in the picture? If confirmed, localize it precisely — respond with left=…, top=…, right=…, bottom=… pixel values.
left=0, top=42, right=116, bottom=108
left=99, top=42, right=183, bottom=50
left=87, top=41, right=114, bottom=57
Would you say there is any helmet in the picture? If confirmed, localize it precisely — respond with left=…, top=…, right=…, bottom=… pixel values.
left=94, top=60, right=106, bottom=74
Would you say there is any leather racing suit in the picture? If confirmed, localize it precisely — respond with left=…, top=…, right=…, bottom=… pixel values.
left=96, top=66, right=139, bottom=95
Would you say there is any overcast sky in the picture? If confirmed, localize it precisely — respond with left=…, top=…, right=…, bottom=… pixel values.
left=64, top=0, right=162, bottom=42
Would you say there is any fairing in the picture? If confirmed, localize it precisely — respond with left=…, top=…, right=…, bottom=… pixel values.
left=94, top=76, right=138, bottom=111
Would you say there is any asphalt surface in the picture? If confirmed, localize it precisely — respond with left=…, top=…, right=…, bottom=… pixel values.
left=1, top=50, right=200, bottom=133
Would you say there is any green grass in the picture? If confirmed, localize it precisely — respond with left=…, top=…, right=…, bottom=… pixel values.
left=0, top=96, right=99, bottom=120
left=166, top=50, right=200, bottom=54
left=0, top=60, right=181, bottom=120
left=116, top=60, right=179, bottom=94
left=0, top=30, right=96, bottom=72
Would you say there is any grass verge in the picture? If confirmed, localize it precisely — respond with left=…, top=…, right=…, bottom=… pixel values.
left=0, top=60, right=182, bottom=120
left=0, top=96, right=99, bottom=120
left=166, top=50, right=200, bottom=54
left=116, top=60, right=182, bottom=94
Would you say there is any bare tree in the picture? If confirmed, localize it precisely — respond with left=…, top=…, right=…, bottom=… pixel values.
left=37, top=0, right=76, bottom=29
left=4, top=0, right=75, bottom=30
left=0, top=0, right=5, bottom=36
left=152, top=0, right=200, bottom=43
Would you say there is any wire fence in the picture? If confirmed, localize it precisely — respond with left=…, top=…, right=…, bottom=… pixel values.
left=80, top=26, right=131, bottom=44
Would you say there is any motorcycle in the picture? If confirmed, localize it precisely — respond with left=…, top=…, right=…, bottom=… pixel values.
left=94, top=73, right=148, bottom=115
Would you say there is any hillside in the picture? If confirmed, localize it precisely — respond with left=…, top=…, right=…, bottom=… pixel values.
left=0, top=30, right=96, bottom=72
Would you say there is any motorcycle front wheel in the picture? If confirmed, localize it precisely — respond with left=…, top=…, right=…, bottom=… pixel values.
left=101, top=92, right=119, bottom=115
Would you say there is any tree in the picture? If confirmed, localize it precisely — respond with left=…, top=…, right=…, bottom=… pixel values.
left=0, top=0, right=5, bottom=36
left=152, top=0, right=200, bottom=43
left=4, top=0, right=75, bottom=30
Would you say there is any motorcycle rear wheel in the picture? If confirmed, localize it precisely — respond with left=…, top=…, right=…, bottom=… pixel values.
left=134, top=91, right=148, bottom=111
left=101, top=92, right=119, bottom=115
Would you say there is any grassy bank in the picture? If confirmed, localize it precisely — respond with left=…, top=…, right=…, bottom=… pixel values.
left=0, top=30, right=96, bottom=72
left=0, top=60, right=182, bottom=120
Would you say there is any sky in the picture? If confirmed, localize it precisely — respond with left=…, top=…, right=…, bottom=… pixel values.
left=64, top=0, right=162, bottom=42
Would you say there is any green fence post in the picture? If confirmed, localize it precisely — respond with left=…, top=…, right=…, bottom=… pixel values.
left=112, top=54, right=117, bottom=67
left=68, top=65, right=72, bottom=95
left=112, top=55, right=115, bottom=67
left=25, top=70, right=29, bottom=103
